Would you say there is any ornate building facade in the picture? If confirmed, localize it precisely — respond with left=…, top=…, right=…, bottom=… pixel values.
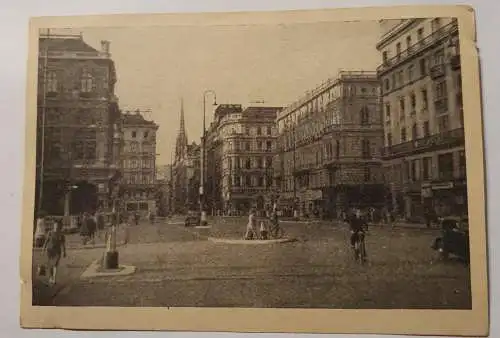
left=205, top=104, right=281, bottom=215
left=172, top=101, right=201, bottom=213
left=376, top=18, right=465, bottom=221
left=119, top=110, right=159, bottom=216
left=275, top=71, right=385, bottom=219
left=36, top=33, right=121, bottom=220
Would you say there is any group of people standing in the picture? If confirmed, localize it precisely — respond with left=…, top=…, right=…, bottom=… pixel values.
left=244, top=207, right=281, bottom=240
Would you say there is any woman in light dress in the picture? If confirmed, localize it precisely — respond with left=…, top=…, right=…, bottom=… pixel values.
left=244, top=208, right=257, bottom=240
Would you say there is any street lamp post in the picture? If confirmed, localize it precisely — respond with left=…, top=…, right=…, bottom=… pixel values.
left=292, top=125, right=299, bottom=220
left=200, top=89, right=217, bottom=226
left=37, top=29, right=50, bottom=221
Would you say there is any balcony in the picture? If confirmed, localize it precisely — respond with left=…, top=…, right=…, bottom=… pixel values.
left=434, top=97, right=449, bottom=114
left=382, top=127, right=465, bottom=159
left=430, top=64, right=446, bottom=79
left=377, top=19, right=458, bottom=75
left=450, top=54, right=461, bottom=70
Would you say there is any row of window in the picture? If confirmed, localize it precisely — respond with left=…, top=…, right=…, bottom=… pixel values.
left=124, top=174, right=155, bottom=185
left=43, top=69, right=102, bottom=94
left=389, top=80, right=449, bottom=118
left=278, top=85, right=377, bottom=133
left=129, top=130, right=153, bottom=139
left=230, top=175, right=273, bottom=188
left=279, top=107, right=372, bottom=150
left=226, top=139, right=275, bottom=152
left=382, top=50, right=445, bottom=93
left=388, top=150, right=466, bottom=183
left=122, top=158, right=155, bottom=169
left=227, top=156, right=273, bottom=169
left=243, top=125, right=273, bottom=137
left=126, top=141, right=155, bottom=153
left=280, top=167, right=374, bottom=191
left=381, top=18, right=445, bottom=64
left=386, top=114, right=453, bottom=146
left=281, top=138, right=376, bottom=170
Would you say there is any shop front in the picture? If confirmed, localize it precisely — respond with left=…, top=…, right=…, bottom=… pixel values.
left=423, top=180, right=468, bottom=217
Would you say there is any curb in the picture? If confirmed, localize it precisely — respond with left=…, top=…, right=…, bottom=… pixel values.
left=80, top=259, right=137, bottom=278
left=207, top=237, right=297, bottom=245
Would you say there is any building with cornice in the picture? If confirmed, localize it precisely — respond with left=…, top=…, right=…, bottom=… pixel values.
left=119, top=109, right=159, bottom=216
left=172, top=100, right=201, bottom=214
left=35, top=32, right=121, bottom=220
left=275, top=71, right=385, bottom=219
left=376, top=18, right=466, bottom=221
left=205, top=104, right=281, bottom=215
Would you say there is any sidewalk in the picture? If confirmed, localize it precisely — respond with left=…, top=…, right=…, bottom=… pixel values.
left=33, top=225, right=130, bottom=251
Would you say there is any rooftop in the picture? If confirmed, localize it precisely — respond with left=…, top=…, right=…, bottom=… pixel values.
left=39, top=34, right=99, bottom=54
left=120, top=110, right=157, bottom=126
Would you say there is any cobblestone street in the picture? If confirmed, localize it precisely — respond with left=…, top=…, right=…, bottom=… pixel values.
left=33, top=218, right=472, bottom=309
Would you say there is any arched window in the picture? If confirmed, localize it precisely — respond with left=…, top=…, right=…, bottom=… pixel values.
left=81, top=69, right=94, bottom=93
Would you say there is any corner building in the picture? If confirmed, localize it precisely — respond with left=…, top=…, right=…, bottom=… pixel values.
left=36, top=34, right=121, bottom=217
left=205, top=104, right=281, bottom=215
left=275, top=71, right=385, bottom=219
left=119, top=110, right=159, bottom=216
left=376, top=18, right=466, bottom=221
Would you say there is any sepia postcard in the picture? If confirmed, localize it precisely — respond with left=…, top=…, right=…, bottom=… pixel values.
left=20, top=4, right=489, bottom=336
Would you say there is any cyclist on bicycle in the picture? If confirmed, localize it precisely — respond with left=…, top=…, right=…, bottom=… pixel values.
left=348, top=208, right=367, bottom=249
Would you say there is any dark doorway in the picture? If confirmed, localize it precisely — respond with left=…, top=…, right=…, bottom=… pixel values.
left=70, top=181, right=98, bottom=215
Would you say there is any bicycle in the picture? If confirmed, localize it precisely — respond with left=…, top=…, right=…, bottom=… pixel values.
left=269, top=222, right=285, bottom=239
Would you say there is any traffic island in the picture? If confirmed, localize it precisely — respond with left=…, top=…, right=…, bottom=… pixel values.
left=207, top=237, right=297, bottom=245
left=195, top=225, right=212, bottom=229
left=80, top=259, right=136, bottom=279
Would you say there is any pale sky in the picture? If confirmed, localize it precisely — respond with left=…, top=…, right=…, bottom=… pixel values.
left=50, top=21, right=381, bottom=165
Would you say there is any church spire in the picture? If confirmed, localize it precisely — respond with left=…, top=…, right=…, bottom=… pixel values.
left=175, top=98, right=188, bottom=162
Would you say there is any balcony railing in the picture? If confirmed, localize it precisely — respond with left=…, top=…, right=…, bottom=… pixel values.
left=434, top=97, right=449, bottom=114
left=430, top=63, right=446, bottom=79
left=377, top=19, right=458, bottom=74
left=383, top=127, right=464, bottom=158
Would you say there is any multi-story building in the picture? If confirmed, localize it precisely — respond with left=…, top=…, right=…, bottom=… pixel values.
left=376, top=18, right=465, bottom=221
left=205, top=104, right=281, bottom=215
left=275, top=71, right=385, bottom=219
left=119, top=110, right=159, bottom=216
left=172, top=101, right=201, bottom=213
left=36, top=33, right=121, bottom=220
left=155, top=164, right=173, bottom=216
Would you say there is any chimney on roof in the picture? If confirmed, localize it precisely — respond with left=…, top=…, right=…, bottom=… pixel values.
left=101, top=40, right=110, bottom=54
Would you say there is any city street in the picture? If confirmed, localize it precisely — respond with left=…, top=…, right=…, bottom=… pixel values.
left=33, top=218, right=471, bottom=309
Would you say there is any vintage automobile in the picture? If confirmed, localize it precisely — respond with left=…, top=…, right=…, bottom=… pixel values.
left=431, top=216, right=470, bottom=264
left=184, top=210, right=201, bottom=227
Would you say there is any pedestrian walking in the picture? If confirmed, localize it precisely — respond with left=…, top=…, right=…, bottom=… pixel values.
left=244, top=208, right=257, bottom=240
left=259, top=221, right=268, bottom=240
left=42, top=220, right=66, bottom=285
left=34, top=214, right=47, bottom=248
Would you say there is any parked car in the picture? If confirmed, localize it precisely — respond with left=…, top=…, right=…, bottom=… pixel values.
left=184, top=210, right=201, bottom=227
left=431, top=216, right=470, bottom=264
